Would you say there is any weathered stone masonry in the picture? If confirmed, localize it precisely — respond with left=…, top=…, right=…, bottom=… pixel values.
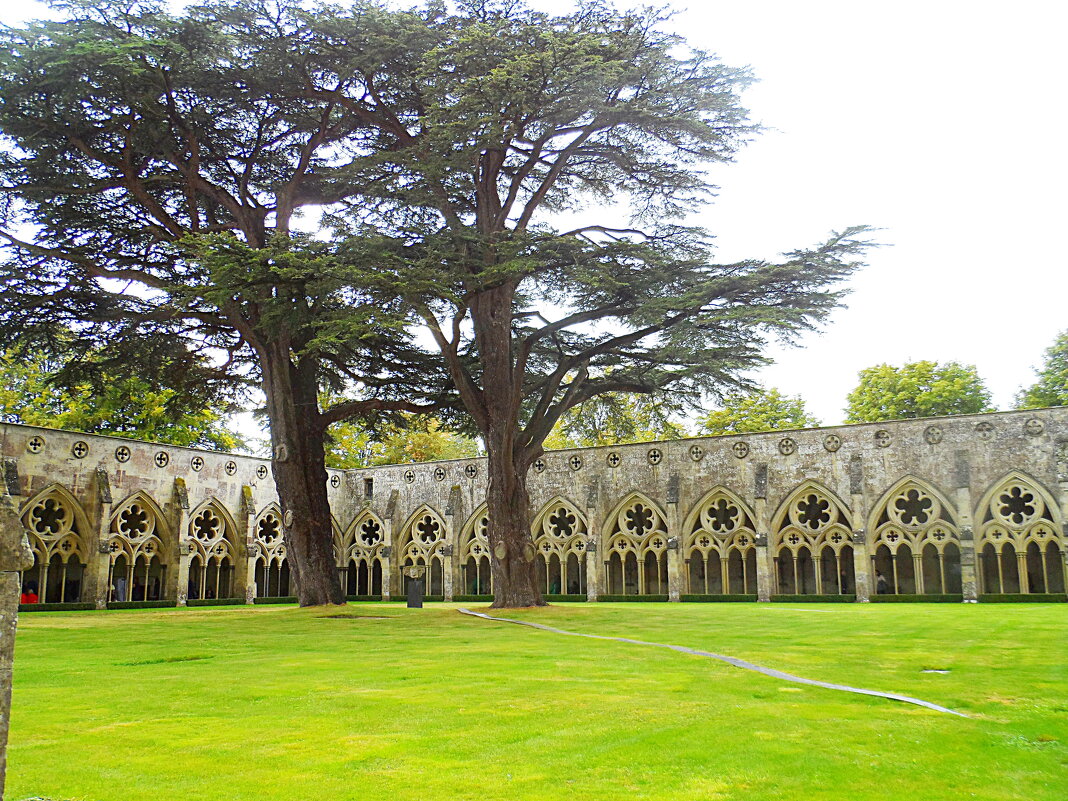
left=3, top=407, right=1067, bottom=606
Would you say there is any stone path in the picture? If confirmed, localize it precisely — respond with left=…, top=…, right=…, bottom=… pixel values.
left=458, top=608, right=969, bottom=718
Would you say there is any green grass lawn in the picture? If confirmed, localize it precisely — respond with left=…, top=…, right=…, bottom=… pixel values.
left=7, top=602, right=1067, bottom=801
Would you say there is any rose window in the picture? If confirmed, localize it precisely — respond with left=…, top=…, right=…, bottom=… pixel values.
left=796, top=494, right=831, bottom=530
left=416, top=515, right=441, bottom=544
left=998, top=486, right=1036, bottom=525
left=257, top=515, right=280, bottom=545
left=192, top=509, right=223, bottom=542
left=30, top=498, right=69, bottom=537
left=706, top=499, right=739, bottom=533
left=359, top=519, right=382, bottom=546
left=117, top=504, right=151, bottom=539
left=625, top=504, right=655, bottom=538
left=548, top=508, right=576, bottom=538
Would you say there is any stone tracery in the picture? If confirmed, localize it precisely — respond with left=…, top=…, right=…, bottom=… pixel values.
left=603, top=493, right=668, bottom=595
left=772, top=483, right=854, bottom=595
left=684, top=488, right=757, bottom=595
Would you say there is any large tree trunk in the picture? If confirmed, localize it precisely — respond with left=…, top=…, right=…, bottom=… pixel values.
left=472, top=283, right=544, bottom=608
left=485, top=439, right=544, bottom=608
left=261, top=345, right=345, bottom=607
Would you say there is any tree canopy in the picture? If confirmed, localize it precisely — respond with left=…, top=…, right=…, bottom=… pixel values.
left=544, top=393, right=686, bottom=450
left=314, top=0, right=874, bottom=605
left=1016, top=331, right=1068, bottom=409
left=0, top=343, right=243, bottom=450
left=698, top=387, right=819, bottom=435
left=326, top=415, right=479, bottom=469
left=844, top=361, right=994, bottom=423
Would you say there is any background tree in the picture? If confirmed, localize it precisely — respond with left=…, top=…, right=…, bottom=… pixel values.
left=0, top=342, right=243, bottom=450
left=698, top=387, right=819, bottom=436
left=1016, top=331, right=1068, bottom=409
left=311, top=1, right=873, bottom=606
left=0, top=1, right=445, bottom=605
left=544, top=393, right=686, bottom=450
left=844, top=361, right=994, bottom=422
left=326, top=415, right=479, bottom=469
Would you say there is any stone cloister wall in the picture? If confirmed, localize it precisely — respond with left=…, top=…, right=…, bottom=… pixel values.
left=3, top=407, right=1067, bottom=606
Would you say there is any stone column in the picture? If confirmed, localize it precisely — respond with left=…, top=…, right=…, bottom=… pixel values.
left=441, top=545, right=454, bottom=602
left=383, top=490, right=398, bottom=600
left=169, top=478, right=191, bottom=606
left=847, top=455, right=871, bottom=602
left=1, top=493, right=35, bottom=797
left=84, top=468, right=113, bottom=609
left=753, top=464, right=772, bottom=602
left=233, top=486, right=256, bottom=604
left=665, top=474, right=681, bottom=602
left=584, top=479, right=603, bottom=601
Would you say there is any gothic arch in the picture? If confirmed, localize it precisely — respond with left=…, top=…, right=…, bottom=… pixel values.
left=397, top=505, right=447, bottom=596
left=185, top=498, right=239, bottom=601
left=682, top=486, right=758, bottom=595
left=19, top=483, right=90, bottom=603
left=531, top=496, right=589, bottom=596
left=342, top=509, right=387, bottom=596
left=771, top=481, right=853, bottom=596
left=110, top=490, right=174, bottom=546
left=602, top=491, right=669, bottom=596
left=868, top=476, right=961, bottom=595
left=975, top=471, right=1065, bottom=594
left=458, top=504, right=492, bottom=595
left=252, top=504, right=289, bottom=598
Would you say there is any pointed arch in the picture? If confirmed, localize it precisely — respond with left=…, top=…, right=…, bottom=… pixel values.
left=21, top=482, right=92, bottom=542
left=188, top=497, right=240, bottom=545
left=110, top=490, right=173, bottom=545
left=397, top=505, right=447, bottom=597
left=19, top=483, right=91, bottom=603
left=772, top=481, right=852, bottom=597
left=975, top=471, right=1064, bottom=594
left=531, top=497, right=588, bottom=596
left=868, top=475, right=961, bottom=595
left=683, top=486, right=758, bottom=596
left=602, top=491, right=668, bottom=596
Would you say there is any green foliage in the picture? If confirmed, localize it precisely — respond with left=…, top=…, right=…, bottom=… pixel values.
left=326, top=415, right=479, bottom=469
left=544, top=394, right=686, bottom=450
left=771, top=594, right=856, bottom=603
left=0, top=345, right=243, bottom=450
left=1016, top=331, right=1068, bottom=408
left=868, top=595, right=964, bottom=603
left=844, top=361, right=994, bottom=423
left=698, top=387, right=819, bottom=436
left=679, top=594, right=758, bottom=602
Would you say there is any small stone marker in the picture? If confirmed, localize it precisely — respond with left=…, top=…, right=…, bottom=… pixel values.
left=403, top=565, right=427, bottom=609
left=0, top=494, right=35, bottom=797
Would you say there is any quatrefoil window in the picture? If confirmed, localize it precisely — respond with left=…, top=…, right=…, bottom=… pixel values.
left=998, top=486, right=1035, bottom=524
left=796, top=494, right=831, bottom=530
left=894, top=489, right=932, bottom=526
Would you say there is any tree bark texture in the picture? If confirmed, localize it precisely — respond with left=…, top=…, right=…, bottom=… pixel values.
left=261, top=345, right=345, bottom=607
left=471, top=285, right=545, bottom=607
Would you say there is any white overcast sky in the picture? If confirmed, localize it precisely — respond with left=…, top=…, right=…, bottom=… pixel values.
left=4, top=0, right=1066, bottom=425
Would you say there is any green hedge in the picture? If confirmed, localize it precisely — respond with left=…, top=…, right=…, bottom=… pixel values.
left=345, top=595, right=383, bottom=602
left=979, top=593, right=1067, bottom=603
left=253, top=596, right=297, bottom=605
left=681, top=594, right=757, bottom=603
left=396, top=595, right=444, bottom=602
left=596, top=594, right=669, bottom=602
left=771, top=594, right=856, bottom=603
left=453, top=594, right=493, bottom=603
left=107, top=600, right=177, bottom=610
left=545, top=594, right=587, bottom=602
left=869, top=594, right=963, bottom=603
left=186, top=598, right=246, bottom=607
left=19, top=602, right=96, bottom=612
